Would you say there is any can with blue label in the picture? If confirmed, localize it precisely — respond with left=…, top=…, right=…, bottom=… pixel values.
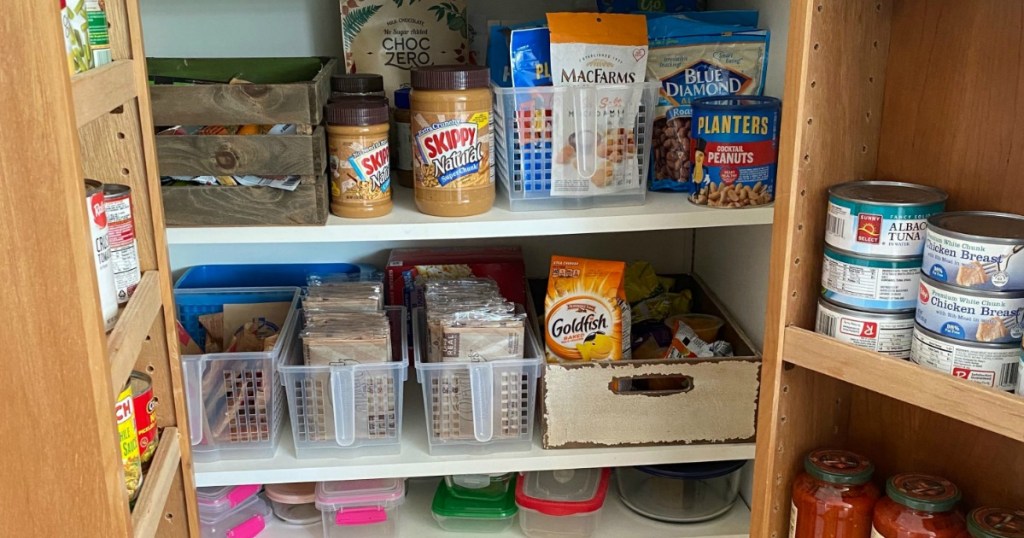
left=825, top=181, right=947, bottom=258
left=915, top=275, right=1024, bottom=344
left=689, top=96, right=780, bottom=209
left=821, top=245, right=921, bottom=311
left=923, top=211, right=1024, bottom=291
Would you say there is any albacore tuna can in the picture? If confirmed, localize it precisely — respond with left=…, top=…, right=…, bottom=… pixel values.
left=825, top=181, right=947, bottom=257
left=821, top=245, right=921, bottom=310
left=815, top=298, right=915, bottom=358
left=689, top=96, right=780, bottom=209
left=85, top=179, right=119, bottom=331
left=911, top=324, right=1020, bottom=391
left=916, top=275, right=1024, bottom=344
left=103, top=184, right=141, bottom=304
left=923, top=211, right=1024, bottom=291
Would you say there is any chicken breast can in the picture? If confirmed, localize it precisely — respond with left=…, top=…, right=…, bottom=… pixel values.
left=923, top=211, right=1024, bottom=292
left=915, top=275, right=1024, bottom=344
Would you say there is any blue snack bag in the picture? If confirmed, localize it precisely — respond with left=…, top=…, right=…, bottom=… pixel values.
left=510, top=26, right=551, bottom=87
left=488, top=23, right=513, bottom=87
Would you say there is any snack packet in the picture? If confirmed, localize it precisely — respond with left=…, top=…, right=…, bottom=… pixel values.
left=545, top=255, right=631, bottom=362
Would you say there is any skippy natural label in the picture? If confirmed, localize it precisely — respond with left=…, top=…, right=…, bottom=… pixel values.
left=545, top=256, right=631, bottom=363
left=349, top=139, right=391, bottom=192
left=415, top=119, right=485, bottom=186
left=825, top=181, right=947, bottom=258
left=911, top=325, right=1020, bottom=391
left=915, top=276, right=1024, bottom=344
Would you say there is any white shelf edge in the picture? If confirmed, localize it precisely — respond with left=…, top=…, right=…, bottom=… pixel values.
left=166, top=189, right=774, bottom=245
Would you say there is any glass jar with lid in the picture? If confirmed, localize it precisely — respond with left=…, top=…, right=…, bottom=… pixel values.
left=872, top=473, right=965, bottom=538
left=963, top=507, right=1024, bottom=538
left=790, top=449, right=881, bottom=538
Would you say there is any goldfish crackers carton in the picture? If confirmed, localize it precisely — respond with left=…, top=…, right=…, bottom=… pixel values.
left=545, top=256, right=631, bottom=363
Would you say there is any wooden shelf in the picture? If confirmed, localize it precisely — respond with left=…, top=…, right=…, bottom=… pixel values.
left=71, top=60, right=137, bottom=128
left=131, top=427, right=182, bottom=538
left=783, top=327, right=1024, bottom=442
left=107, top=271, right=162, bottom=395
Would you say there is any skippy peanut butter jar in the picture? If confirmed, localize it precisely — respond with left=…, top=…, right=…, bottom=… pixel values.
left=410, top=65, right=494, bottom=217
left=545, top=255, right=631, bottom=363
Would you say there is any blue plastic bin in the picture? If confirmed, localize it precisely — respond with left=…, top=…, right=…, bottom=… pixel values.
left=174, top=263, right=377, bottom=290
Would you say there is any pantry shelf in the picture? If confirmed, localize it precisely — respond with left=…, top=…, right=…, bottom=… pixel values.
left=71, top=59, right=137, bottom=128
left=131, top=427, right=182, bottom=537
left=164, top=188, right=774, bottom=245
left=192, top=385, right=755, bottom=487
left=107, top=271, right=163, bottom=395
left=259, top=475, right=752, bottom=538
left=783, top=327, right=1024, bottom=442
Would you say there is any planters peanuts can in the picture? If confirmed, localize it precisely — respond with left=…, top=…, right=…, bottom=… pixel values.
left=689, top=96, right=780, bottom=209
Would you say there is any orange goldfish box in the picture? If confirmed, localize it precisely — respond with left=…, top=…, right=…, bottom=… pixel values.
left=541, top=262, right=762, bottom=449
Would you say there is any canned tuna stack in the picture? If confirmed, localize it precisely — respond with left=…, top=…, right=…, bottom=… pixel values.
left=914, top=211, right=1024, bottom=394
left=816, top=181, right=948, bottom=360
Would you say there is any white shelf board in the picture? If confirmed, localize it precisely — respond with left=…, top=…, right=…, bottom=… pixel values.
left=259, top=475, right=752, bottom=538
left=165, top=188, right=774, bottom=245
left=194, top=385, right=755, bottom=487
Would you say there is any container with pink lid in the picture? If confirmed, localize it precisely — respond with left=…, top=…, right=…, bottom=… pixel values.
left=196, top=484, right=270, bottom=538
left=315, top=478, right=406, bottom=538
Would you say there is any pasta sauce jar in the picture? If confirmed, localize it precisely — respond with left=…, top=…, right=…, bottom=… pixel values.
left=410, top=65, right=493, bottom=217
left=964, top=507, right=1024, bottom=538
left=790, top=449, right=880, bottom=538
left=326, top=97, right=393, bottom=218
left=872, top=473, right=965, bottom=538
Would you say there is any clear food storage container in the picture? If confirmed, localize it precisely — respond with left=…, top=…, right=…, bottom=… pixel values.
left=264, top=482, right=319, bottom=525
left=432, top=476, right=518, bottom=533
left=279, top=307, right=408, bottom=458
left=616, top=461, right=745, bottom=523
left=516, top=468, right=611, bottom=538
left=197, top=485, right=271, bottom=538
left=316, top=478, right=405, bottom=538
left=446, top=473, right=515, bottom=500
left=413, top=307, right=544, bottom=455
left=177, top=287, right=301, bottom=462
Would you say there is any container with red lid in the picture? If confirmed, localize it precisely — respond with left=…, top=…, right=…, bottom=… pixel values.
left=965, top=507, right=1024, bottom=538
left=872, top=473, right=966, bottom=538
left=264, top=483, right=318, bottom=526
left=515, top=468, right=610, bottom=538
left=316, top=478, right=406, bottom=538
left=196, top=484, right=270, bottom=538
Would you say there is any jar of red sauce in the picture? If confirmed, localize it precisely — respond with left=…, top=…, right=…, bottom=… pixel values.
left=790, top=449, right=881, bottom=538
left=872, top=473, right=965, bottom=538
left=963, top=507, right=1024, bottom=538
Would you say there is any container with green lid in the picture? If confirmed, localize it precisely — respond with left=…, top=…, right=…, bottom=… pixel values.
left=432, top=475, right=518, bottom=533
left=967, top=507, right=1024, bottom=538
left=886, top=473, right=962, bottom=512
left=805, top=448, right=875, bottom=485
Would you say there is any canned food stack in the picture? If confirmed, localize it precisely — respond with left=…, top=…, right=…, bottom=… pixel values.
left=913, top=211, right=1024, bottom=394
left=816, top=181, right=948, bottom=360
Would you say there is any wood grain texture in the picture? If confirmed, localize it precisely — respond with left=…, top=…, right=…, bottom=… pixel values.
left=104, top=0, right=131, bottom=60
left=156, top=469, right=191, bottom=538
left=151, top=83, right=316, bottom=126
left=877, top=0, right=1024, bottom=212
left=309, top=58, right=338, bottom=124
left=72, top=59, right=137, bottom=128
left=132, top=427, right=182, bottom=538
left=0, top=1, right=131, bottom=536
left=107, top=271, right=162, bottom=395
left=155, top=127, right=326, bottom=176
left=139, top=307, right=176, bottom=429
left=162, top=176, right=329, bottom=226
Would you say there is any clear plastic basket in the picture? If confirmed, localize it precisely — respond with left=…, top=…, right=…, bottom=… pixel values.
left=413, top=307, right=544, bottom=455
left=279, top=307, right=408, bottom=458
left=176, top=287, right=301, bottom=463
left=493, top=82, right=659, bottom=211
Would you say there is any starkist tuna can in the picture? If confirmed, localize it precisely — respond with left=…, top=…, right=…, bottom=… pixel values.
left=821, top=245, right=921, bottom=311
left=923, top=211, right=1024, bottom=291
left=689, top=96, right=780, bottom=209
left=825, top=181, right=947, bottom=257
left=916, top=275, right=1024, bottom=344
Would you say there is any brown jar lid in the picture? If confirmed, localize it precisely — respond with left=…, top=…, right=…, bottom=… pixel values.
left=325, top=97, right=390, bottom=126
left=411, top=65, right=489, bottom=91
left=331, top=73, right=384, bottom=95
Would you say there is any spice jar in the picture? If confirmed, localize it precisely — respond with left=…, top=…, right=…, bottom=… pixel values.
left=872, top=473, right=966, bottom=538
left=965, top=507, right=1024, bottom=538
left=394, top=87, right=414, bottom=188
left=325, top=97, right=393, bottom=218
left=790, top=449, right=880, bottom=538
left=330, top=73, right=386, bottom=99
left=410, top=65, right=493, bottom=217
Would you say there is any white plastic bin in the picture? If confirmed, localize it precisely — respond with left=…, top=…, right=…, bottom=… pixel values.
left=279, top=307, right=408, bottom=458
left=197, top=485, right=271, bottom=538
left=177, top=287, right=301, bottom=462
left=515, top=469, right=611, bottom=538
left=493, top=82, right=659, bottom=211
left=316, top=479, right=405, bottom=538
left=413, top=307, right=544, bottom=455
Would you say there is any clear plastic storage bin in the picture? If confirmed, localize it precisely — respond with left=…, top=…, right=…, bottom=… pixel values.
left=432, top=476, right=518, bottom=533
left=516, top=468, right=611, bottom=538
left=177, top=287, right=301, bottom=462
left=264, top=483, right=319, bottom=526
left=316, top=479, right=405, bottom=538
left=413, top=307, right=544, bottom=455
left=616, top=461, right=745, bottom=523
left=492, top=82, right=659, bottom=211
left=279, top=307, right=408, bottom=458
left=446, top=473, right=515, bottom=500
left=197, top=484, right=271, bottom=538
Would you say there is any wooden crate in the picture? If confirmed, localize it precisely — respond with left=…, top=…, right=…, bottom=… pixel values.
left=148, top=57, right=336, bottom=226
left=540, top=274, right=762, bottom=449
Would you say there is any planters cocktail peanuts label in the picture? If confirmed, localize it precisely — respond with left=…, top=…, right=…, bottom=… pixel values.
left=689, top=96, right=780, bottom=208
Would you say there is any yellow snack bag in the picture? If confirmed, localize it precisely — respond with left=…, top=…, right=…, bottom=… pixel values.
left=545, top=255, right=631, bottom=363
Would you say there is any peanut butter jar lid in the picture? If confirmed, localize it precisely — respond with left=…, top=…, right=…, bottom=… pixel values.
left=331, top=73, right=384, bottom=95
left=325, top=97, right=390, bottom=126
left=412, top=65, right=489, bottom=91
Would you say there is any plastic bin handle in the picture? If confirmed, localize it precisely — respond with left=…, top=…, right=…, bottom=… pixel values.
left=468, top=361, right=494, bottom=443
left=182, top=358, right=205, bottom=446
left=225, top=514, right=265, bottom=538
left=336, top=507, right=387, bottom=526
left=572, top=86, right=598, bottom=179
left=331, top=367, right=357, bottom=447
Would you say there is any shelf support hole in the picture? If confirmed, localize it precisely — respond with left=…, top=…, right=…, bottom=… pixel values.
left=121, top=168, right=130, bottom=176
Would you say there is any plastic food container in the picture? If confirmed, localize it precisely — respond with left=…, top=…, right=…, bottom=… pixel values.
left=264, top=483, right=319, bottom=525
left=196, top=484, right=271, bottom=538
left=616, top=461, right=745, bottom=523
left=664, top=313, right=724, bottom=341
left=446, top=474, right=515, bottom=500
left=432, top=476, right=518, bottom=533
left=316, top=478, right=405, bottom=538
left=515, top=468, right=611, bottom=538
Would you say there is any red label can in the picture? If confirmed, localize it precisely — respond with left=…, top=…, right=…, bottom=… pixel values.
left=103, top=184, right=141, bottom=305
left=129, top=371, right=158, bottom=464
